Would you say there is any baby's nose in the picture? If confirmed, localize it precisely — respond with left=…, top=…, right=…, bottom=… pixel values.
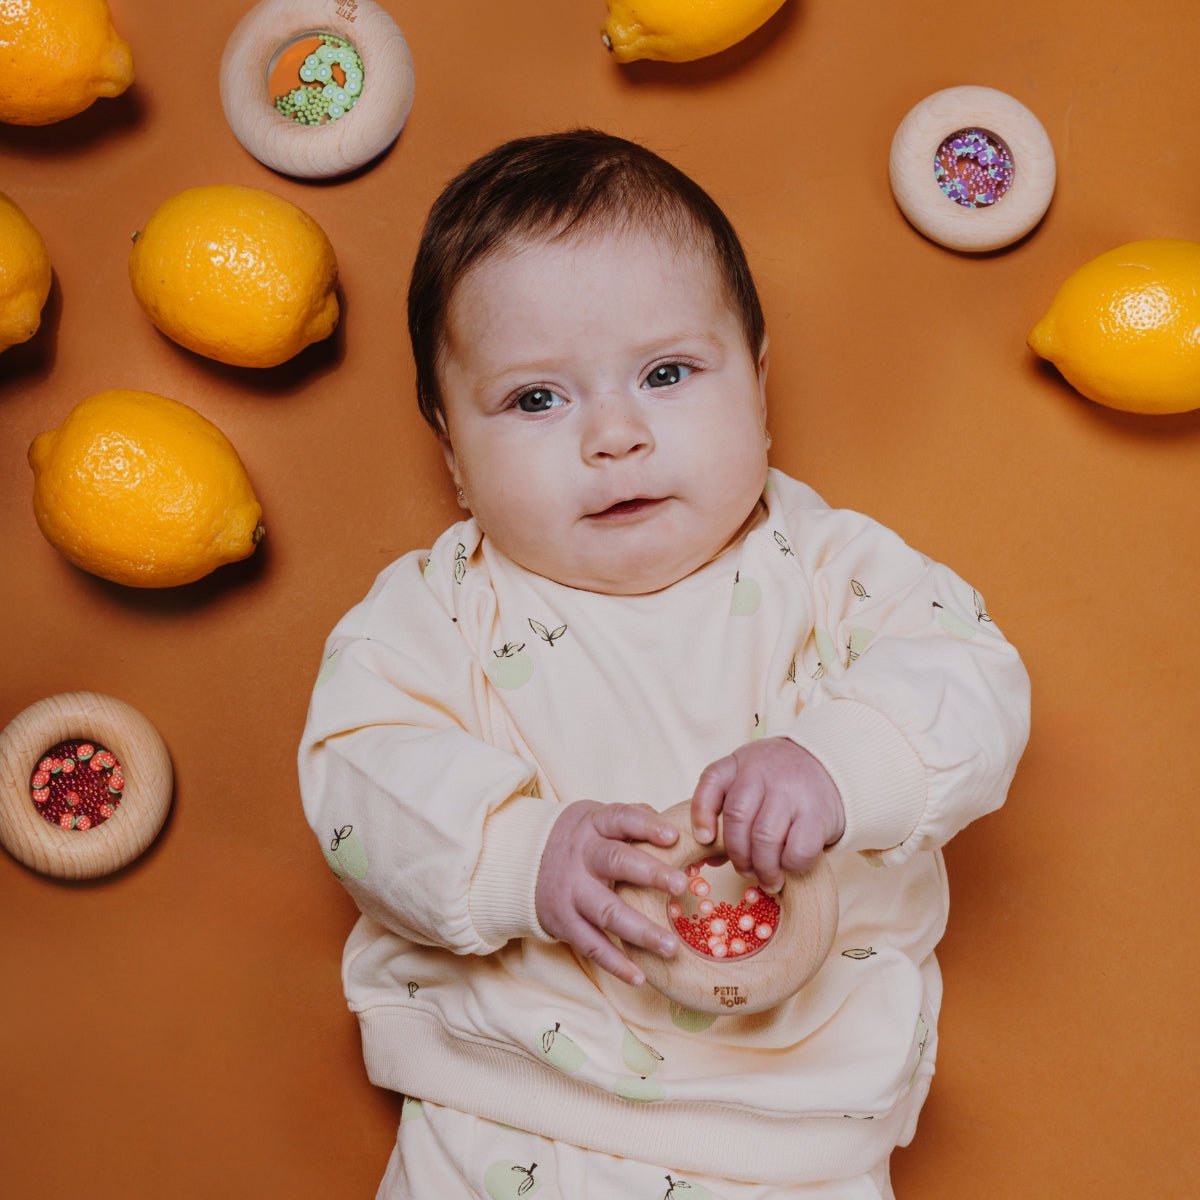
left=583, top=392, right=654, bottom=460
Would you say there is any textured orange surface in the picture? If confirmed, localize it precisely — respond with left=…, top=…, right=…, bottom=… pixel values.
left=2, top=1, right=1198, bottom=1195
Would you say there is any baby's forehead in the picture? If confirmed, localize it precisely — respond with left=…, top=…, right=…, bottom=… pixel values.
left=458, top=217, right=725, bottom=295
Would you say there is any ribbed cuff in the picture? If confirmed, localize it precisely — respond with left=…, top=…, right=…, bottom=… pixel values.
left=778, top=699, right=927, bottom=855
left=469, top=795, right=562, bottom=949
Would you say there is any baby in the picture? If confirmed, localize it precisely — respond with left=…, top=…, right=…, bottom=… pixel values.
left=299, top=129, right=1030, bottom=1198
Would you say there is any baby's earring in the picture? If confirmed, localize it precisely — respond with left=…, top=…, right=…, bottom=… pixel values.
left=764, top=429, right=773, bottom=449
left=456, top=487, right=469, bottom=509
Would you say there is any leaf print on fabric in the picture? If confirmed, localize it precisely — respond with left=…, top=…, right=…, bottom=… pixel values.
left=841, top=947, right=877, bottom=961
left=453, top=542, right=467, bottom=584
left=662, top=1174, right=722, bottom=1199
left=851, top=579, right=870, bottom=601
left=484, top=1160, right=541, bottom=1198
left=973, top=589, right=993, bottom=623
left=528, top=618, right=567, bottom=647
left=772, top=530, right=794, bottom=557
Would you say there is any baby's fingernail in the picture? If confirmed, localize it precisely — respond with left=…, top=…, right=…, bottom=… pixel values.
left=668, top=872, right=688, bottom=894
left=694, top=826, right=713, bottom=843
left=764, top=881, right=782, bottom=895
left=658, top=825, right=678, bottom=842
left=660, top=935, right=678, bottom=955
left=630, top=972, right=646, bottom=987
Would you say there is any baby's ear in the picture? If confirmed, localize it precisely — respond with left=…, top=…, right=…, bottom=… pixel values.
left=757, top=335, right=770, bottom=415
left=439, top=433, right=461, bottom=488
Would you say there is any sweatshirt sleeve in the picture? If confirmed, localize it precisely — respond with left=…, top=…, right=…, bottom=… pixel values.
left=297, top=553, right=561, bottom=954
left=775, top=507, right=1031, bottom=866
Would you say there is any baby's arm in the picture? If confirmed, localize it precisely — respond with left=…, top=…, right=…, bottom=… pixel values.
left=694, top=506, right=1030, bottom=870
left=299, top=556, right=563, bottom=956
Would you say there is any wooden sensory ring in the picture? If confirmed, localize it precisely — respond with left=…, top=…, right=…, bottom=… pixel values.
left=889, top=85, right=1056, bottom=253
left=616, top=801, right=838, bottom=1015
left=0, top=692, right=172, bottom=880
left=220, top=0, right=415, bottom=180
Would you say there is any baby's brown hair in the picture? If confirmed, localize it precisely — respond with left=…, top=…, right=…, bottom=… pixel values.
left=407, top=128, right=766, bottom=433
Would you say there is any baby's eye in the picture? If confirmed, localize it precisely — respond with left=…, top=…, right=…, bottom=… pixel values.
left=643, top=363, right=692, bottom=388
left=514, top=388, right=565, bottom=413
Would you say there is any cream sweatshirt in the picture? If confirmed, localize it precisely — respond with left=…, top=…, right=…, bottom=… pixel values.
left=297, top=469, right=1030, bottom=1185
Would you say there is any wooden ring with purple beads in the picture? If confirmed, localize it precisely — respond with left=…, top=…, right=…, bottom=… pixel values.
left=889, top=85, right=1056, bottom=252
left=615, top=801, right=839, bottom=1015
left=0, top=692, right=172, bottom=879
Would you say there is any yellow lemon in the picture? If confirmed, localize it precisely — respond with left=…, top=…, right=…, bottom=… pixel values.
left=129, top=185, right=339, bottom=369
left=0, top=0, right=133, bottom=126
left=29, top=389, right=265, bottom=588
left=1028, top=239, right=1200, bottom=414
left=0, top=192, right=52, bottom=352
left=602, top=0, right=788, bottom=63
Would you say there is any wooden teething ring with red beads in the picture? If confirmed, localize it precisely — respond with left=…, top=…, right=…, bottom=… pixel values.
left=616, top=801, right=838, bottom=1015
left=0, top=692, right=172, bottom=880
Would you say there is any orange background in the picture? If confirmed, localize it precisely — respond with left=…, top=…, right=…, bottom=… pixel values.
left=2, top=1, right=1198, bottom=1195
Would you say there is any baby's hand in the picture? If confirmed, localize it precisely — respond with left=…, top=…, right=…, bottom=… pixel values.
left=535, top=800, right=688, bottom=987
left=691, top=738, right=845, bottom=895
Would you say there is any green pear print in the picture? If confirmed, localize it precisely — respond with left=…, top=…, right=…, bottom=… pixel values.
left=323, top=825, right=368, bottom=880
left=613, top=1074, right=665, bottom=1102
left=315, top=648, right=340, bottom=687
left=846, top=627, right=875, bottom=664
left=621, top=1028, right=664, bottom=1075
left=668, top=1001, right=717, bottom=1033
left=487, top=642, right=534, bottom=689
left=484, top=1160, right=541, bottom=1198
left=729, top=572, right=762, bottom=616
left=932, top=602, right=978, bottom=641
left=537, top=1022, right=587, bottom=1073
left=661, top=1174, right=721, bottom=1199
left=814, top=627, right=837, bottom=679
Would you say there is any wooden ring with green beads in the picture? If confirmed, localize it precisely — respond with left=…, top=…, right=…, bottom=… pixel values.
left=220, top=0, right=415, bottom=180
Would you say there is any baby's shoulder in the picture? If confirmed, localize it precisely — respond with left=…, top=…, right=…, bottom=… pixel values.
left=332, top=519, right=486, bottom=643
left=761, top=470, right=916, bottom=567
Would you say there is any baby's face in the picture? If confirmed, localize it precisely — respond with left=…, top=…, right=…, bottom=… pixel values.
left=437, top=226, right=769, bottom=594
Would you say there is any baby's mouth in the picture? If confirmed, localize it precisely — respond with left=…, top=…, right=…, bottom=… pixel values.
left=588, top=497, right=664, bottom=519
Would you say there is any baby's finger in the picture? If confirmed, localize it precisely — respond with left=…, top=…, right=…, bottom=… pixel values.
left=595, top=802, right=679, bottom=849
left=583, top=887, right=679, bottom=963
left=691, top=755, right=738, bottom=844
left=780, top=819, right=828, bottom=877
left=568, top=917, right=650, bottom=987
left=594, top=841, right=688, bottom=897
left=749, top=810, right=788, bottom=895
left=718, top=778, right=766, bottom=877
